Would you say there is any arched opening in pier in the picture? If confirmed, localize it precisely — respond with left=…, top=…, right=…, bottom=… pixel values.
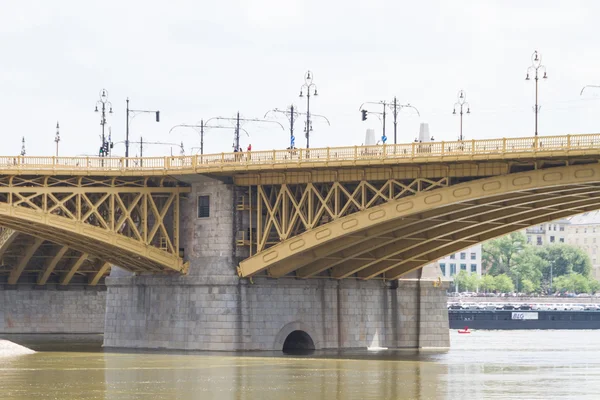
left=282, top=330, right=315, bottom=353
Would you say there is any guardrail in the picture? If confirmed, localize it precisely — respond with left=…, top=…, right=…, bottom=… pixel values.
left=1, top=133, right=599, bottom=174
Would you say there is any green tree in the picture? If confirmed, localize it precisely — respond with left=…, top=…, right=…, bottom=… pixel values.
left=482, top=232, right=527, bottom=275
left=520, top=278, right=537, bottom=294
left=464, top=273, right=481, bottom=292
left=480, top=275, right=497, bottom=293
left=553, top=273, right=592, bottom=294
left=536, top=244, right=592, bottom=281
left=511, top=246, right=545, bottom=289
left=590, top=280, right=600, bottom=294
left=453, top=270, right=470, bottom=292
left=494, top=273, right=515, bottom=293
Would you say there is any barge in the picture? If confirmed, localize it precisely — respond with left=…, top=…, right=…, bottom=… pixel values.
left=449, top=310, right=600, bottom=329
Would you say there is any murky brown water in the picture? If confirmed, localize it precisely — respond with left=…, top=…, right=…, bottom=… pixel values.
left=1, top=331, right=600, bottom=399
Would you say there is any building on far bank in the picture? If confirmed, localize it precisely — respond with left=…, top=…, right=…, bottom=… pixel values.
left=436, top=244, right=482, bottom=279
left=525, top=219, right=569, bottom=246
left=565, top=212, right=600, bottom=280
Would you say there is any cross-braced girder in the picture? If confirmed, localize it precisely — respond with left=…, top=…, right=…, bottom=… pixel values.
left=0, top=176, right=190, bottom=274
left=251, top=178, right=448, bottom=254
left=237, top=164, right=600, bottom=280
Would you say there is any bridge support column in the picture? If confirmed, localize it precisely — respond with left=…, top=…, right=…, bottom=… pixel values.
left=396, top=266, right=450, bottom=349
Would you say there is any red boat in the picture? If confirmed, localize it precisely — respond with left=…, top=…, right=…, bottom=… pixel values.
left=458, top=326, right=471, bottom=334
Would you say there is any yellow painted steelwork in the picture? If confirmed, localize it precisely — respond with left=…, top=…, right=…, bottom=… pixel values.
left=0, top=176, right=189, bottom=276
left=238, top=164, right=600, bottom=280
left=0, top=133, right=598, bottom=176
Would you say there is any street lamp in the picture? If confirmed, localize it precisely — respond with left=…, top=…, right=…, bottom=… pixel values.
left=54, top=122, right=60, bottom=157
left=299, top=70, right=319, bottom=148
left=452, top=90, right=470, bottom=141
left=525, top=50, right=548, bottom=136
left=126, top=98, right=160, bottom=160
left=20, top=137, right=26, bottom=156
left=94, top=89, right=113, bottom=157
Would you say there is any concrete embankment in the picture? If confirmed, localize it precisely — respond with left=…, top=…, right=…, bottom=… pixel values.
left=0, top=339, right=35, bottom=357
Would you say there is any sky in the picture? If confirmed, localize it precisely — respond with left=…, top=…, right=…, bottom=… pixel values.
left=2, top=0, right=600, bottom=157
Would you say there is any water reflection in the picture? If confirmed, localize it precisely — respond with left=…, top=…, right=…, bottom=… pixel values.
left=2, top=331, right=600, bottom=399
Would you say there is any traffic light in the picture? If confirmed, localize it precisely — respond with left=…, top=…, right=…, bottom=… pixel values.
left=155, top=111, right=160, bottom=122
left=361, top=109, right=368, bottom=121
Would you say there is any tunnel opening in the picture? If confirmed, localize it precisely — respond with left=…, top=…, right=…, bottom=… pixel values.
left=282, top=330, right=315, bottom=354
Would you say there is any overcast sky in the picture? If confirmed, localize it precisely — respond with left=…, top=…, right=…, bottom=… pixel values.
left=2, top=0, right=600, bottom=157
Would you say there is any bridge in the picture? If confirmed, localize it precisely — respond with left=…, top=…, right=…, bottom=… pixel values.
left=3, top=133, right=600, bottom=352
left=1, top=133, right=599, bottom=285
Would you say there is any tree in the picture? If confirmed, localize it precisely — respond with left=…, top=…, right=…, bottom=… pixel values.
left=464, top=273, right=481, bottom=292
left=511, top=246, right=545, bottom=289
left=553, top=273, right=592, bottom=294
left=520, top=279, right=537, bottom=294
left=536, top=244, right=592, bottom=282
left=480, top=274, right=497, bottom=293
left=482, top=232, right=526, bottom=275
left=590, top=279, right=600, bottom=294
left=494, top=273, right=515, bottom=293
left=453, top=270, right=470, bottom=292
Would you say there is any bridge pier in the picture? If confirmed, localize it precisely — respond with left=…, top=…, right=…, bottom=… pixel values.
left=0, top=286, right=106, bottom=334
left=102, top=175, right=449, bottom=351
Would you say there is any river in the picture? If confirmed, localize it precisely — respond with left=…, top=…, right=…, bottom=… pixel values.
left=1, top=330, right=599, bottom=399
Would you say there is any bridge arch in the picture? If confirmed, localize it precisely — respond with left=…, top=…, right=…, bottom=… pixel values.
left=239, top=164, right=600, bottom=280
left=273, top=321, right=321, bottom=351
left=0, top=176, right=189, bottom=274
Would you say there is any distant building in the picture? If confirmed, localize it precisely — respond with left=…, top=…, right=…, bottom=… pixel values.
left=436, top=244, right=483, bottom=279
left=566, top=212, right=600, bottom=280
left=525, top=219, right=569, bottom=246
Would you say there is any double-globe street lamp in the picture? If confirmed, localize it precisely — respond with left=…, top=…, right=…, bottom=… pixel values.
left=525, top=50, right=548, bottom=137
left=265, top=106, right=330, bottom=150
left=94, top=89, right=113, bottom=157
left=299, top=71, right=319, bottom=149
left=452, top=90, right=470, bottom=141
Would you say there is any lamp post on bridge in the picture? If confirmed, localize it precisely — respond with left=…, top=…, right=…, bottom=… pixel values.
left=20, top=137, right=26, bottom=156
left=299, top=70, right=319, bottom=148
left=525, top=51, right=548, bottom=137
left=452, top=90, right=470, bottom=141
left=54, top=122, right=60, bottom=157
left=94, top=89, right=113, bottom=157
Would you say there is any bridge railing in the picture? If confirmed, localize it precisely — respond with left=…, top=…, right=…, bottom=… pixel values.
left=1, top=133, right=599, bottom=173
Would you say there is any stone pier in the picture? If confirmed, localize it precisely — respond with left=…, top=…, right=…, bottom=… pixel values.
left=103, top=175, right=449, bottom=351
left=0, top=287, right=106, bottom=334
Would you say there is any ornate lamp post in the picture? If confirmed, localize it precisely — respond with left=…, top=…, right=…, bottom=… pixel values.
left=94, top=89, right=113, bottom=156
left=54, top=122, right=60, bottom=157
left=299, top=70, right=319, bottom=148
left=452, top=90, right=470, bottom=141
left=525, top=51, right=548, bottom=136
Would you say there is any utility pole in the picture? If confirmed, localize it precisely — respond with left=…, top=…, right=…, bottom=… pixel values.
left=299, top=70, right=319, bottom=148
left=453, top=90, right=471, bottom=141
left=360, top=99, right=420, bottom=145
left=390, top=98, right=419, bottom=144
left=20, top=137, right=26, bottom=156
left=526, top=50, right=548, bottom=136
left=265, top=105, right=329, bottom=149
left=94, top=89, right=113, bottom=157
left=235, top=112, right=241, bottom=151
left=54, top=122, right=60, bottom=157
left=126, top=98, right=160, bottom=162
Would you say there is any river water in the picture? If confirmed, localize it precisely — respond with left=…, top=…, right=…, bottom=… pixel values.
left=1, top=330, right=600, bottom=399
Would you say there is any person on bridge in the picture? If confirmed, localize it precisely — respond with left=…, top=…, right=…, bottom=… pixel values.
left=247, top=144, right=252, bottom=161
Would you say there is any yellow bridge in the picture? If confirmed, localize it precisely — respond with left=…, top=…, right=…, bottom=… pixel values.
left=1, top=133, right=600, bottom=285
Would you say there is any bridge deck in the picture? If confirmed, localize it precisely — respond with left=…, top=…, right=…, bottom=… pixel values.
left=1, top=134, right=599, bottom=176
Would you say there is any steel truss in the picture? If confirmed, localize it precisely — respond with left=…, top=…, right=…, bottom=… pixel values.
left=242, top=178, right=448, bottom=255
left=0, top=176, right=190, bottom=275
